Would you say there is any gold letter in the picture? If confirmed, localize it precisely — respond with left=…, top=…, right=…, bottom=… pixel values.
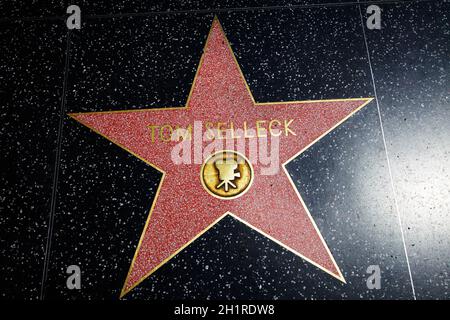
left=217, top=122, right=227, bottom=140
left=173, top=124, right=192, bottom=141
left=149, top=125, right=160, bottom=143
left=160, top=125, right=173, bottom=142
left=205, top=122, right=215, bottom=140
left=269, top=120, right=282, bottom=137
left=229, top=122, right=241, bottom=139
left=243, top=121, right=255, bottom=139
left=284, top=119, right=296, bottom=136
left=256, top=120, right=267, bottom=137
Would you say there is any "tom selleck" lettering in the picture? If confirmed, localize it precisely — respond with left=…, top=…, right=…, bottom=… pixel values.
left=148, top=118, right=296, bottom=143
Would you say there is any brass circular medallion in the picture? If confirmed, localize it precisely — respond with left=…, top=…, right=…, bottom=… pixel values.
left=200, top=150, right=253, bottom=200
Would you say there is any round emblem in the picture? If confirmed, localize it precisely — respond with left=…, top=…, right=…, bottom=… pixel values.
left=200, top=150, right=253, bottom=200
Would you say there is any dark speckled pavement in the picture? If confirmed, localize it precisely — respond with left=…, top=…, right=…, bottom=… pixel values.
left=1, top=0, right=449, bottom=300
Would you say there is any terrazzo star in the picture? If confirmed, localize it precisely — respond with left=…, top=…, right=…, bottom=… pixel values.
left=69, top=17, right=373, bottom=297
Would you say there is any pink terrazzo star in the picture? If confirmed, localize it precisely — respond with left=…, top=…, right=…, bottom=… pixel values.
left=70, top=17, right=372, bottom=297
